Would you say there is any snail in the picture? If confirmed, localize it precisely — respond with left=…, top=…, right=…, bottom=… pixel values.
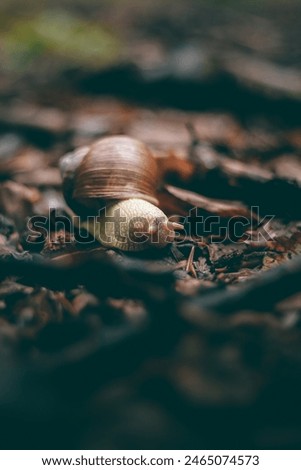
left=59, top=135, right=183, bottom=251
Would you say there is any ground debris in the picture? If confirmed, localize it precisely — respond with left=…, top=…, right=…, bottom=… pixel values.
left=0, top=0, right=301, bottom=450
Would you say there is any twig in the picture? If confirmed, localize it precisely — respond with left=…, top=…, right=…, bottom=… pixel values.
left=185, top=245, right=197, bottom=278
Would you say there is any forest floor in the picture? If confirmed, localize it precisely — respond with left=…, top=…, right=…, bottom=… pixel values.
left=0, top=0, right=301, bottom=449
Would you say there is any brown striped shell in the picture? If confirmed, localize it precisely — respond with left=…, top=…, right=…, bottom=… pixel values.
left=60, top=136, right=184, bottom=250
left=62, top=135, right=158, bottom=215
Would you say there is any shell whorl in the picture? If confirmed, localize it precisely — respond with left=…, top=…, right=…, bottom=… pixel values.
left=72, top=136, right=158, bottom=212
left=59, top=136, right=184, bottom=251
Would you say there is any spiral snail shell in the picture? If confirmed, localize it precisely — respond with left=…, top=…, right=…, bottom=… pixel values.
left=60, top=135, right=182, bottom=251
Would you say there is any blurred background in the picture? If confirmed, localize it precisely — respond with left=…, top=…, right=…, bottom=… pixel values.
left=0, top=0, right=301, bottom=451
left=1, top=0, right=301, bottom=117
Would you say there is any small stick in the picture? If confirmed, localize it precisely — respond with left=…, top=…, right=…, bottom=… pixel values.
left=185, top=245, right=197, bottom=278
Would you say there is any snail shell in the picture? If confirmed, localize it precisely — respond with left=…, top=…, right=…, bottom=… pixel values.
left=60, top=135, right=182, bottom=251
left=60, top=136, right=158, bottom=216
